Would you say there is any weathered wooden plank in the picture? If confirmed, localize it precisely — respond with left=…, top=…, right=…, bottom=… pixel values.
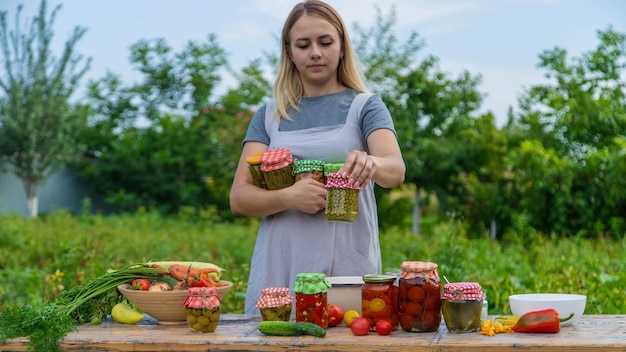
left=2, top=314, right=625, bottom=352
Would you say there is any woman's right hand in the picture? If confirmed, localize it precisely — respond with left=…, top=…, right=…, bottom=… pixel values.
left=288, top=179, right=327, bottom=214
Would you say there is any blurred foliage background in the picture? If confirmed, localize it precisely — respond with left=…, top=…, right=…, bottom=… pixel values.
left=0, top=209, right=624, bottom=315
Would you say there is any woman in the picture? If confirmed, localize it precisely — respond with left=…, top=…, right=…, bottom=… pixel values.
left=229, top=0, right=405, bottom=314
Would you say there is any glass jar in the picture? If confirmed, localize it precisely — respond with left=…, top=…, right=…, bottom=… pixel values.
left=398, top=261, right=441, bottom=332
left=482, top=291, right=489, bottom=320
left=325, top=173, right=359, bottom=222
left=256, top=287, right=293, bottom=322
left=323, top=162, right=344, bottom=178
left=361, top=274, right=398, bottom=331
left=247, top=151, right=267, bottom=189
left=293, top=272, right=331, bottom=329
left=294, top=159, right=325, bottom=183
left=441, top=282, right=484, bottom=333
left=260, top=148, right=295, bottom=190
left=184, top=287, right=221, bottom=333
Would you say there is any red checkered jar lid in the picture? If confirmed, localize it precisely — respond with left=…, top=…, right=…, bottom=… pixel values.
left=400, top=261, right=439, bottom=280
left=260, top=148, right=293, bottom=172
left=325, top=173, right=360, bottom=190
left=256, top=287, right=292, bottom=308
left=441, top=282, right=484, bottom=301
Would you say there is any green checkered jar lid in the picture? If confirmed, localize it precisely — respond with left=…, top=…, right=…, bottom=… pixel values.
left=294, top=159, right=324, bottom=174
left=292, top=272, right=331, bottom=294
left=323, top=162, right=344, bottom=177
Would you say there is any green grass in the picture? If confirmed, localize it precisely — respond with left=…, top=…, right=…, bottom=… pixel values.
left=1, top=209, right=624, bottom=315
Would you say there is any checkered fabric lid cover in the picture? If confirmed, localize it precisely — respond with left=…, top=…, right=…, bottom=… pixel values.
left=183, top=286, right=220, bottom=309
left=255, top=287, right=292, bottom=308
left=442, top=282, right=484, bottom=301
left=325, top=173, right=360, bottom=190
left=292, top=272, right=331, bottom=294
left=323, top=162, right=344, bottom=176
left=400, top=261, right=439, bottom=279
left=294, top=159, right=324, bottom=173
left=260, top=148, right=293, bottom=171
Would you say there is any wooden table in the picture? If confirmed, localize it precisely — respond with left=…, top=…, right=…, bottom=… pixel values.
left=2, top=314, right=625, bottom=351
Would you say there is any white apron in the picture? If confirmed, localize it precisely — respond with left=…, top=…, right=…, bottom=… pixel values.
left=244, top=93, right=381, bottom=314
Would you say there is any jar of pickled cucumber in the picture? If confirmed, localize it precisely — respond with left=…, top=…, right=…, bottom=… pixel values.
left=441, top=282, right=484, bottom=333
left=398, top=261, right=441, bottom=332
left=184, top=287, right=221, bottom=333
left=294, top=159, right=325, bottom=183
left=256, top=287, right=293, bottom=322
left=325, top=173, right=359, bottom=222
left=260, top=148, right=295, bottom=190
left=247, top=151, right=267, bottom=189
left=361, top=274, right=398, bottom=331
left=293, top=272, right=331, bottom=329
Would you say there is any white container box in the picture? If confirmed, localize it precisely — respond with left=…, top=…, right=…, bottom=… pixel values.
left=326, top=276, right=364, bottom=314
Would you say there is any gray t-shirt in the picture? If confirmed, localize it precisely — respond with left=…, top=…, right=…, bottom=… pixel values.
left=244, top=89, right=395, bottom=146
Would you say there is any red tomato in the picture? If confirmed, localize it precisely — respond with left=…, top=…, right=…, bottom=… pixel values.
left=327, top=304, right=344, bottom=327
left=375, top=319, right=393, bottom=335
left=131, top=279, right=151, bottom=291
left=350, top=317, right=370, bottom=336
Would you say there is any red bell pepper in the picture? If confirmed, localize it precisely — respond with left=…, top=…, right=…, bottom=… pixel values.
left=512, top=308, right=574, bottom=333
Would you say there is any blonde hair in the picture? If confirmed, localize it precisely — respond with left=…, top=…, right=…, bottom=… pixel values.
left=273, top=0, right=369, bottom=120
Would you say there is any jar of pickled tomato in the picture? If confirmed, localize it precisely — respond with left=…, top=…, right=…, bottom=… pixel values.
left=398, top=261, right=441, bottom=332
left=293, top=272, right=331, bottom=328
left=361, top=274, right=398, bottom=331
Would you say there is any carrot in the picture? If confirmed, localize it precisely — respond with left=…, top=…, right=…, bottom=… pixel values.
left=168, top=264, right=199, bottom=281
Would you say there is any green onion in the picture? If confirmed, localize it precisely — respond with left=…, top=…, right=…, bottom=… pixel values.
left=0, top=263, right=167, bottom=352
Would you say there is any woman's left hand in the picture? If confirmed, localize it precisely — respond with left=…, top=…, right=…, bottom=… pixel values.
left=340, top=129, right=406, bottom=189
left=342, top=149, right=375, bottom=189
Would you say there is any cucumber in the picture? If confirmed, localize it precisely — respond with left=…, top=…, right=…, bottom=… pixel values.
left=258, top=321, right=326, bottom=338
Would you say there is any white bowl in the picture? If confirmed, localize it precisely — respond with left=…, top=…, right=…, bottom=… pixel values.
left=327, top=276, right=363, bottom=314
left=509, top=293, right=586, bottom=326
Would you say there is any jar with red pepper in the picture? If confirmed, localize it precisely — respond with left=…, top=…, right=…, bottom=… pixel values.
left=293, top=272, right=331, bottom=329
left=398, top=261, right=441, bottom=332
left=361, top=274, right=398, bottom=331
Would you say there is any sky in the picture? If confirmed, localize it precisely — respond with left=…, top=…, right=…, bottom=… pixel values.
left=1, top=0, right=625, bottom=127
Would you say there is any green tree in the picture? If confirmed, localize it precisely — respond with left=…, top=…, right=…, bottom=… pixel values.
left=350, top=5, right=492, bottom=234
left=0, top=0, right=90, bottom=217
left=505, top=26, right=626, bottom=237
left=78, top=37, right=268, bottom=216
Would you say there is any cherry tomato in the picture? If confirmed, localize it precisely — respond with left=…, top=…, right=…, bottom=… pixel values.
left=375, top=319, right=393, bottom=335
left=131, top=279, right=151, bottom=291
left=350, top=317, right=370, bottom=336
left=327, top=304, right=344, bottom=327
left=369, top=297, right=386, bottom=312
left=343, top=310, right=360, bottom=327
